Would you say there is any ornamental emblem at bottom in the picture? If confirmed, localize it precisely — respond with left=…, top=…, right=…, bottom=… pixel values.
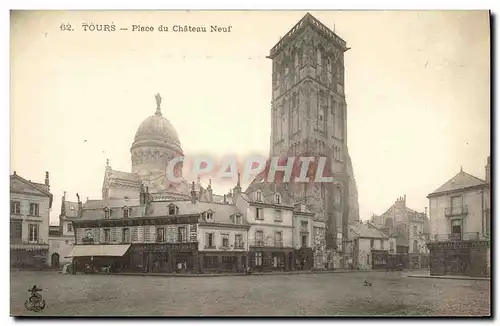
left=24, top=285, right=46, bottom=312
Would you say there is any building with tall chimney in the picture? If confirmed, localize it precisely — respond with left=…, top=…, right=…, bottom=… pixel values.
left=10, top=171, right=53, bottom=268
left=245, top=13, right=359, bottom=267
left=426, top=156, right=491, bottom=277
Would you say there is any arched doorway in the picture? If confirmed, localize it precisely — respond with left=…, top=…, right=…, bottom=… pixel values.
left=51, top=253, right=60, bottom=268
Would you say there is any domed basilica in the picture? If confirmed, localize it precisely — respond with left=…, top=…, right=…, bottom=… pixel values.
left=101, top=94, right=215, bottom=202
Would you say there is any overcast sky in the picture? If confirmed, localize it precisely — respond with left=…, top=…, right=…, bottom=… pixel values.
left=10, top=10, right=490, bottom=224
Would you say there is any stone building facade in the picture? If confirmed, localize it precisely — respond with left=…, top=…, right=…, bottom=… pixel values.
left=427, top=157, right=491, bottom=277
left=10, top=172, right=53, bottom=268
left=370, top=195, right=430, bottom=268
left=245, top=13, right=359, bottom=266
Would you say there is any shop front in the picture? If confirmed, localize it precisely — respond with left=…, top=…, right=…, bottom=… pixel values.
left=295, top=246, right=314, bottom=270
left=248, top=247, right=294, bottom=272
left=10, top=243, right=49, bottom=269
left=371, top=249, right=389, bottom=270
left=68, top=244, right=131, bottom=273
left=129, top=242, right=198, bottom=273
left=198, top=251, right=246, bottom=273
left=428, top=240, right=490, bottom=277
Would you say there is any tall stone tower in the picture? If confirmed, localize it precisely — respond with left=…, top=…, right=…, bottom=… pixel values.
left=253, top=13, right=360, bottom=253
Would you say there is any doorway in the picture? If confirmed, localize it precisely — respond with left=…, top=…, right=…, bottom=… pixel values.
left=51, top=253, right=60, bottom=268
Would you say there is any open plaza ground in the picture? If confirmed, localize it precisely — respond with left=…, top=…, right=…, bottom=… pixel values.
left=10, top=270, right=490, bottom=316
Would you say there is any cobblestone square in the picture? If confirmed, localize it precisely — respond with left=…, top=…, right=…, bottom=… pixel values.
left=10, top=271, right=490, bottom=316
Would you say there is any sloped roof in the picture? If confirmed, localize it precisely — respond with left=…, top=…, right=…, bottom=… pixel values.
left=110, top=170, right=139, bottom=182
left=10, top=173, right=53, bottom=208
left=429, top=170, right=486, bottom=196
left=349, top=223, right=388, bottom=239
left=83, top=198, right=141, bottom=209
left=79, top=198, right=243, bottom=225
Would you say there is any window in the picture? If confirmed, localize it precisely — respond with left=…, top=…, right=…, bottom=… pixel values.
left=222, top=234, right=229, bottom=248
left=10, top=221, right=22, bottom=239
left=168, top=204, right=178, bottom=215
left=301, top=221, right=308, bottom=231
left=370, top=239, right=374, bottom=249
left=274, top=231, right=283, bottom=246
left=234, top=215, right=242, bottom=225
left=104, top=229, right=110, bottom=243
left=203, top=256, right=218, bottom=269
left=235, top=234, right=243, bottom=248
left=413, top=240, right=418, bottom=253
left=29, top=203, right=39, bottom=216
left=451, top=219, right=462, bottom=240
left=275, top=193, right=282, bottom=204
left=255, top=191, right=262, bottom=202
left=274, top=210, right=282, bottom=222
left=255, top=230, right=264, bottom=246
left=380, top=239, right=384, bottom=250
left=389, top=241, right=395, bottom=253
left=177, top=226, right=187, bottom=242
left=28, top=224, right=39, bottom=242
left=123, top=208, right=129, bottom=218
left=413, top=225, right=418, bottom=237
left=122, top=228, right=130, bottom=243
left=10, top=201, right=20, bottom=214
left=67, top=223, right=73, bottom=232
left=104, top=208, right=110, bottom=219
left=69, top=205, right=75, bottom=211
left=205, top=211, right=214, bottom=222
left=301, top=234, right=308, bottom=247
left=255, top=252, right=263, bottom=266
left=156, top=228, right=165, bottom=242
left=205, top=233, right=215, bottom=248
left=451, top=196, right=463, bottom=214
left=256, top=208, right=264, bottom=220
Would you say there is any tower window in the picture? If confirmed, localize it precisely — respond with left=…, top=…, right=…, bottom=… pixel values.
left=275, top=193, right=282, bottom=204
left=104, top=208, right=111, bottom=219
left=123, top=207, right=130, bottom=218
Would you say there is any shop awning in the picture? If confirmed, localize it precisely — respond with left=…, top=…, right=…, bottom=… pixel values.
left=67, top=244, right=131, bottom=258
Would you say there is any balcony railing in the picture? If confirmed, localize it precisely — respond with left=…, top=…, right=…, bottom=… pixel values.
left=249, top=239, right=288, bottom=248
left=429, top=232, right=483, bottom=242
left=445, top=205, right=468, bottom=217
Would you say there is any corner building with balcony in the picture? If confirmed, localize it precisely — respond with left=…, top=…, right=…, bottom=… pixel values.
left=427, top=157, right=491, bottom=277
left=10, top=171, right=53, bottom=268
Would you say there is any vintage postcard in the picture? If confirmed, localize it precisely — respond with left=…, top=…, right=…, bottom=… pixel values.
left=9, top=10, right=491, bottom=317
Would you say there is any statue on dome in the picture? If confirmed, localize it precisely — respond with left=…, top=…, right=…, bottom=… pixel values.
left=155, top=93, right=162, bottom=108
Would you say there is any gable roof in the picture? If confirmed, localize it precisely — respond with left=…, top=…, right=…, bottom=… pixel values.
left=349, top=222, right=388, bottom=239
left=428, top=170, right=486, bottom=197
left=10, top=173, right=53, bottom=207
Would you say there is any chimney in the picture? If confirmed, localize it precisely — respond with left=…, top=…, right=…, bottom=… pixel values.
left=207, top=179, right=213, bottom=202
left=190, top=181, right=197, bottom=204
left=45, top=171, right=50, bottom=187
left=404, top=194, right=406, bottom=207
left=233, top=173, right=242, bottom=197
left=223, top=194, right=227, bottom=204
left=486, top=156, right=491, bottom=184
left=76, top=193, right=83, bottom=218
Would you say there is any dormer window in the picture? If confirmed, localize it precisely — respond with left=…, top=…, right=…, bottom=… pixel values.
left=123, top=207, right=130, bottom=218
left=234, top=214, right=242, bottom=225
left=205, top=210, right=214, bottom=222
left=275, top=193, right=282, bottom=204
left=168, top=204, right=179, bottom=216
left=104, top=208, right=111, bottom=219
left=256, top=191, right=262, bottom=202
